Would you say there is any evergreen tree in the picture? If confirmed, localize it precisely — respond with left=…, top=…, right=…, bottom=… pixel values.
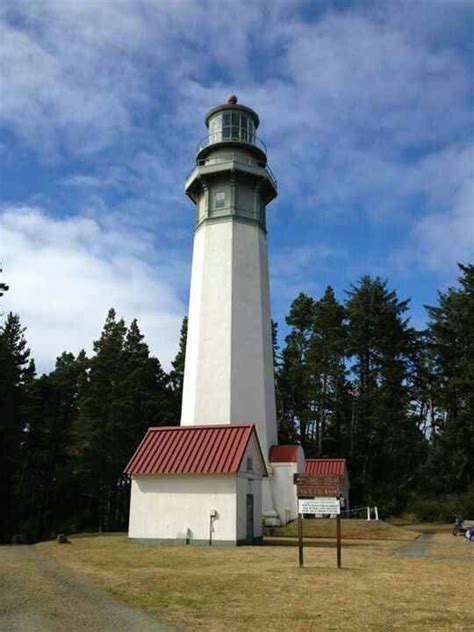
left=169, top=316, right=187, bottom=417
left=74, top=309, right=128, bottom=530
left=0, top=313, right=35, bottom=542
left=345, top=276, right=423, bottom=508
left=308, top=287, right=350, bottom=457
left=0, top=266, right=8, bottom=298
left=75, top=309, right=175, bottom=531
left=425, top=263, right=474, bottom=491
left=271, top=319, right=279, bottom=373
left=17, top=351, right=87, bottom=540
left=277, top=293, right=315, bottom=447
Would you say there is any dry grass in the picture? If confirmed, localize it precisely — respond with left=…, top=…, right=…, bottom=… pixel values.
left=268, top=518, right=416, bottom=540
left=388, top=518, right=454, bottom=534
left=37, top=529, right=474, bottom=632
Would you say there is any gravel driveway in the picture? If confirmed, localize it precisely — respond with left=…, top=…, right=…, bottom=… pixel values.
left=0, top=545, right=169, bottom=631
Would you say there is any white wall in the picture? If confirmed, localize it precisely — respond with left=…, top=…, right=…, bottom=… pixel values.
left=180, top=218, right=278, bottom=466
left=180, top=222, right=232, bottom=425
left=271, top=464, right=298, bottom=524
left=270, top=446, right=305, bottom=524
left=236, top=476, right=262, bottom=541
left=129, top=475, right=237, bottom=542
left=229, top=220, right=278, bottom=458
left=235, top=437, right=265, bottom=540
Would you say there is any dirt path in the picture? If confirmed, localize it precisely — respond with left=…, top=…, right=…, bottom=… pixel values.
left=0, top=545, right=170, bottom=631
left=397, top=533, right=433, bottom=557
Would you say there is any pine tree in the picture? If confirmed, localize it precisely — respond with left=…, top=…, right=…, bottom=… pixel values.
left=425, top=263, right=474, bottom=491
left=74, top=309, right=128, bottom=531
left=0, top=313, right=35, bottom=542
left=345, top=276, right=423, bottom=509
left=0, top=266, right=8, bottom=299
left=121, top=317, right=176, bottom=435
left=75, top=309, right=176, bottom=531
left=308, top=287, right=350, bottom=457
left=17, top=351, right=87, bottom=540
left=169, top=316, right=188, bottom=417
left=277, top=293, right=315, bottom=448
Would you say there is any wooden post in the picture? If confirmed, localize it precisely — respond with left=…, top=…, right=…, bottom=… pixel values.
left=336, top=514, right=342, bottom=568
left=297, top=513, right=304, bottom=567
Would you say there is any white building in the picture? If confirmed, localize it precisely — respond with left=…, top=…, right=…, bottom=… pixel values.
left=269, top=445, right=306, bottom=524
left=125, top=424, right=267, bottom=545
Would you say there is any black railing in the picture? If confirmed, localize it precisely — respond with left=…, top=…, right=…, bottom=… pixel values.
left=185, top=152, right=277, bottom=189
left=196, top=132, right=267, bottom=155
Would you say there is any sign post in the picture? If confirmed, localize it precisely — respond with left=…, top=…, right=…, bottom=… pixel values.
left=297, top=513, right=304, bottom=567
left=294, top=474, right=343, bottom=569
left=336, top=511, right=342, bottom=568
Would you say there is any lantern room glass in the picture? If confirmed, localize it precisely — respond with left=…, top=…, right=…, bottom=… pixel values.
left=208, top=111, right=256, bottom=145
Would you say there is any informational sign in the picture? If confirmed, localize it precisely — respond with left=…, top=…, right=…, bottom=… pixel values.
left=298, top=497, right=341, bottom=515
left=294, top=473, right=344, bottom=498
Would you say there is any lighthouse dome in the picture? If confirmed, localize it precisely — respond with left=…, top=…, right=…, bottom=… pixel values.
left=195, top=97, right=265, bottom=160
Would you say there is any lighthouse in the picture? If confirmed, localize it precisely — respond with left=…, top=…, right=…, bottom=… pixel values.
left=181, top=95, right=278, bottom=461
left=125, top=96, right=303, bottom=543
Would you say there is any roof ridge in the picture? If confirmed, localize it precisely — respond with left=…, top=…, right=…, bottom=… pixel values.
left=148, top=423, right=255, bottom=431
left=305, top=457, right=346, bottom=461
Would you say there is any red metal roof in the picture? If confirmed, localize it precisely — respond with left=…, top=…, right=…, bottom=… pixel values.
left=304, top=458, right=347, bottom=476
left=124, top=424, right=267, bottom=476
left=269, top=445, right=300, bottom=463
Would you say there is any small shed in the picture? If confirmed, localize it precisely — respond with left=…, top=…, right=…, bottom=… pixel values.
left=304, top=458, right=350, bottom=511
left=124, top=424, right=267, bottom=545
left=269, top=444, right=305, bottom=524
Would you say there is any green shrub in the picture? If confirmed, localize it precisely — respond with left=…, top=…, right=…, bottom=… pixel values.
left=408, top=486, right=474, bottom=522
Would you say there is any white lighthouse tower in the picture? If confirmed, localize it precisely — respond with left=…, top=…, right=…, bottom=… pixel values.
left=125, top=96, right=303, bottom=542
left=180, top=96, right=302, bottom=523
left=181, top=96, right=277, bottom=454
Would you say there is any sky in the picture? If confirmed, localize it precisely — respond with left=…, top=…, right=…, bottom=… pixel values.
left=0, top=0, right=473, bottom=375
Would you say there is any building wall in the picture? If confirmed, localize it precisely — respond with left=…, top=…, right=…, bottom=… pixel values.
left=270, top=447, right=305, bottom=524
left=180, top=221, right=232, bottom=425
left=235, top=437, right=265, bottom=541
left=236, top=476, right=262, bottom=541
left=129, top=475, right=237, bottom=543
left=180, top=218, right=278, bottom=465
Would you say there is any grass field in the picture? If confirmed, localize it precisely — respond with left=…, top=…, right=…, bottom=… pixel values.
left=36, top=521, right=474, bottom=631
left=268, top=518, right=416, bottom=540
left=388, top=518, right=455, bottom=534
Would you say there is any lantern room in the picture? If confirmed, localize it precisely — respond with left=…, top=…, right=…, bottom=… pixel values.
left=196, top=95, right=266, bottom=162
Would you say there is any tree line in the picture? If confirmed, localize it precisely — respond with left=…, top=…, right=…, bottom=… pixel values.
left=275, top=268, right=473, bottom=516
left=1, top=265, right=472, bottom=542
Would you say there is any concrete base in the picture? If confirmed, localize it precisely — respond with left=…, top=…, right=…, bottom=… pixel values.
left=129, top=537, right=263, bottom=546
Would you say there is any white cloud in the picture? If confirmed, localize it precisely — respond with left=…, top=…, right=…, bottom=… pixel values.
left=0, top=0, right=472, bottom=369
left=0, top=205, right=186, bottom=373
left=410, top=167, right=474, bottom=272
left=269, top=243, right=348, bottom=318
left=387, top=144, right=474, bottom=274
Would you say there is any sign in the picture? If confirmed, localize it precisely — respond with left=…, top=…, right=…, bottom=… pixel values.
left=294, top=473, right=344, bottom=498
left=298, top=497, right=341, bottom=515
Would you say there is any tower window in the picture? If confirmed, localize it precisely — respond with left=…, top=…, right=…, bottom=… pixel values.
left=214, top=191, right=226, bottom=209
left=209, top=114, right=222, bottom=143
left=208, top=111, right=256, bottom=144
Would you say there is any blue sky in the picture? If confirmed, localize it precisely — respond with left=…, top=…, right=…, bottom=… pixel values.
left=1, top=0, right=473, bottom=374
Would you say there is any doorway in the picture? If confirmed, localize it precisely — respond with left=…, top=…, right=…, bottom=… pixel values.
left=246, top=494, right=254, bottom=544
